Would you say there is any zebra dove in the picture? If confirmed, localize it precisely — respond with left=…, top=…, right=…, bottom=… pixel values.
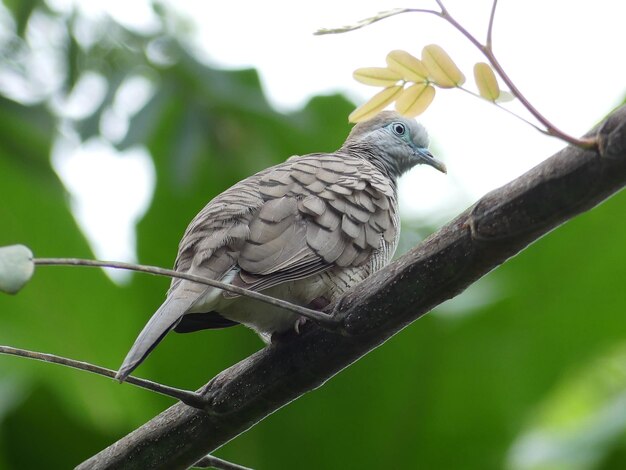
left=116, top=111, right=446, bottom=381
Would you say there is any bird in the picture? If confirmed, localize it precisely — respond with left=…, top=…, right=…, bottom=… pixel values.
left=116, top=111, right=446, bottom=382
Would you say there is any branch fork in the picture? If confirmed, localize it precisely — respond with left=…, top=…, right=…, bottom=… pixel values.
left=317, top=0, right=598, bottom=150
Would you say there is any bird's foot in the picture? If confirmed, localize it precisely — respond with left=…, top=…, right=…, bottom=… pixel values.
left=293, top=296, right=331, bottom=333
left=294, top=316, right=307, bottom=334
left=270, top=296, right=335, bottom=343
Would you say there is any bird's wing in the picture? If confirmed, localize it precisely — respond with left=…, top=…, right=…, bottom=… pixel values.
left=176, top=152, right=398, bottom=297
left=168, top=169, right=272, bottom=293
left=117, top=153, right=397, bottom=381
left=116, top=172, right=269, bottom=381
left=116, top=294, right=198, bottom=380
left=227, top=152, right=398, bottom=294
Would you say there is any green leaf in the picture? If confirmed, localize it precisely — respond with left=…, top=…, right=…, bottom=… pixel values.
left=394, top=83, right=435, bottom=117
left=386, top=50, right=429, bottom=83
left=0, top=245, right=34, bottom=294
left=473, top=62, right=500, bottom=101
left=422, top=44, right=466, bottom=88
left=496, top=90, right=516, bottom=103
left=348, top=86, right=403, bottom=123
left=353, top=67, right=403, bottom=87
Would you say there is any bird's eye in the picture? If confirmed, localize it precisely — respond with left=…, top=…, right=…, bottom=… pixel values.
left=391, top=122, right=406, bottom=136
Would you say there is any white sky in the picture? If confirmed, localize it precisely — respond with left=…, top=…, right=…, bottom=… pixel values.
left=48, top=0, right=626, bottom=266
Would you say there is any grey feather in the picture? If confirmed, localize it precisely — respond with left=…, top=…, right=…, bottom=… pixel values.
left=116, top=294, right=197, bottom=381
left=116, top=111, right=445, bottom=381
left=299, top=195, right=326, bottom=217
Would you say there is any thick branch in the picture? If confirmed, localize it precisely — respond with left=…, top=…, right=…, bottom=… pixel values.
left=78, top=105, right=626, bottom=470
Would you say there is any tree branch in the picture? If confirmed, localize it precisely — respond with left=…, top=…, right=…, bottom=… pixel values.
left=486, top=0, right=498, bottom=48
left=316, top=2, right=597, bottom=149
left=34, top=258, right=337, bottom=328
left=435, top=6, right=595, bottom=149
left=313, top=8, right=440, bottom=35
left=0, top=345, right=208, bottom=408
left=77, top=105, right=626, bottom=470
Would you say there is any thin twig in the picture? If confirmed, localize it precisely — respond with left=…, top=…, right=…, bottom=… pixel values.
left=193, top=455, right=253, bottom=470
left=458, top=86, right=549, bottom=135
left=314, top=8, right=439, bottom=35
left=436, top=7, right=597, bottom=149
left=315, top=1, right=598, bottom=150
left=33, top=258, right=339, bottom=328
left=486, top=0, right=498, bottom=48
left=0, top=345, right=208, bottom=408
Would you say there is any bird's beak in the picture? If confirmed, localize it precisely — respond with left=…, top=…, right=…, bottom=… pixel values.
left=413, top=147, right=447, bottom=174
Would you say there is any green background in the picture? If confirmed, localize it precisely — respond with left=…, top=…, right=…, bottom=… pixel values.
left=1, top=2, right=625, bottom=469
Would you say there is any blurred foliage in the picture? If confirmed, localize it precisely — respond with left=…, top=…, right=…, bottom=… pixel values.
left=0, top=1, right=625, bottom=469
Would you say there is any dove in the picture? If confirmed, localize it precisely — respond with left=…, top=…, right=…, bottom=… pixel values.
left=116, top=111, right=446, bottom=381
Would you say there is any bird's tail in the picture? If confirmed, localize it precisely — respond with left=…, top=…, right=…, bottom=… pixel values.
left=116, top=295, right=194, bottom=382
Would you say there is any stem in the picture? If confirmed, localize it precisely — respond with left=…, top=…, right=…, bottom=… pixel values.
left=458, top=86, right=550, bottom=135
left=314, top=8, right=440, bottom=35
left=316, top=1, right=598, bottom=150
left=0, top=345, right=207, bottom=409
left=34, top=258, right=339, bottom=329
left=434, top=0, right=447, bottom=14
left=437, top=5, right=597, bottom=149
left=486, top=0, right=498, bottom=48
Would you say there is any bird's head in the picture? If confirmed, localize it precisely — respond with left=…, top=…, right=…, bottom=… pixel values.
left=343, top=111, right=446, bottom=178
